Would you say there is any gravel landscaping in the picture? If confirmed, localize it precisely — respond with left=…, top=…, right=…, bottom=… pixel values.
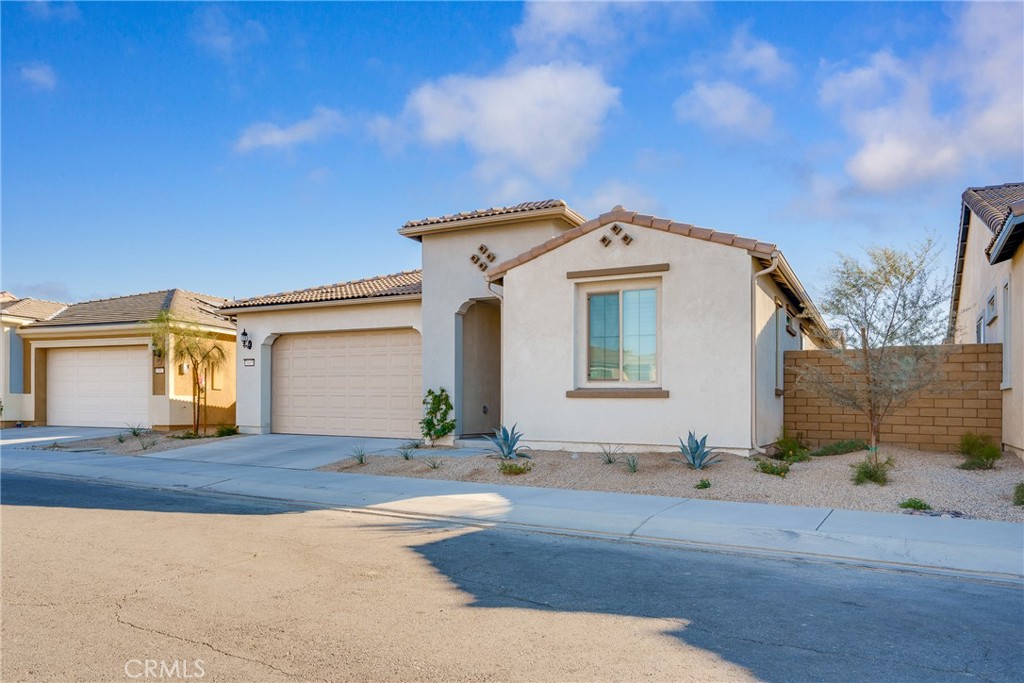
left=34, top=430, right=247, bottom=456
left=319, top=446, right=1024, bottom=523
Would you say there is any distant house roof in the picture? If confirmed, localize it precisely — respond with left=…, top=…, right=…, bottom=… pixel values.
left=399, top=199, right=585, bottom=239
left=27, top=289, right=232, bottom=329
left=221, top=270, right=422, bottom=312
left=0, top=296, right=67, bottom=322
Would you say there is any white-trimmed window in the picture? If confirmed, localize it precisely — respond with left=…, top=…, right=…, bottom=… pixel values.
left=583, top=284, right=659, bottom=383
left=1002, top=280, right=1012, bottom=388
left=985, top=290, right=998, bottom=326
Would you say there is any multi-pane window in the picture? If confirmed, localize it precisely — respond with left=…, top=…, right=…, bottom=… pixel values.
left=587, top=288, right=657, bottom=382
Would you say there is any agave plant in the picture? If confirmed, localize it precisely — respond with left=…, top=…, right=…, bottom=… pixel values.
left=672, top=431, right=721, bottom=470
left=485, top=423, right=531, bottom=460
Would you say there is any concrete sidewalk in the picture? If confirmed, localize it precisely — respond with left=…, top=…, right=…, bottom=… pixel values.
left=2, top=445, right=1021, bottom=581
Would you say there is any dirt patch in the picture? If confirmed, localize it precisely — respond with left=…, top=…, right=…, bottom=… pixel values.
left=34, top=430, right=248, bottom=456
left=319, top=447, right=1024, bottom=523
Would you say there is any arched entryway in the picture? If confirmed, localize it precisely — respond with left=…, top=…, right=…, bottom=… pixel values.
left=456, top=298, right=501, bottom=436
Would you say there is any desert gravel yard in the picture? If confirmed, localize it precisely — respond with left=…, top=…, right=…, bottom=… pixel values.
left=34, top=430, right=248, bottom=457
left=319, top=447, right=1024, bottom=523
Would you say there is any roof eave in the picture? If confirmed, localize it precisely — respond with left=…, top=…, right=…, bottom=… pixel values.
left=398, top=205, right=586, bottom=241
left=988, top=212, right=1024, bottom=265
left=221, top=293, right=423, bottom=315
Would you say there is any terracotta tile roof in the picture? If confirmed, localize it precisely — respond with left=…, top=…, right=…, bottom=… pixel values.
left=223, top=270, right=422, bottom=310
left=962, top=182, right=1024, bottom=257
left=28, top=290, right=232, bottom=329
left=0, top=297, right=67, bottom=321
left=486, top=205, right=778, bottom=281
left=402, top=199, right=570, bottom=229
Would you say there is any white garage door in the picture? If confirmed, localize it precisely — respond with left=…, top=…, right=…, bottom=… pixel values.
left=272, top=329, right=422, bottom=438
left=47, top=347, right=150, bottom=427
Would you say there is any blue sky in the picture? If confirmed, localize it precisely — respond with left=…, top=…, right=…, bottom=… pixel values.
left=3, top=1, right=1022, bottom=304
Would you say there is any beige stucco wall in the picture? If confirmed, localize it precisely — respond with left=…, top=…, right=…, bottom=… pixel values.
left=419, top=217, right=573, bottom=434
left=460, top=300, right=501, bottom=435
left=232, top=299, right=422, bottom=434
left=753, top=273, right=803, bottom=447
left=954, top=210, right=1022, bottom=457
left=0, top=320, right=33, bottom=424
left=501, top=223, right=754, bottom=452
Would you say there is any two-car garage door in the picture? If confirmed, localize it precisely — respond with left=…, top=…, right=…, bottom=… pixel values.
left=47, top=347, right=150, bottom=427
left=272, top=329, right=422, bottom=438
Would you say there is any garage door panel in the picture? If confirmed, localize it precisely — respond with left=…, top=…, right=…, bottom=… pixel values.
left=272, top=329, right=421, bottom=438
left=47, top=347, right=150, bottom=427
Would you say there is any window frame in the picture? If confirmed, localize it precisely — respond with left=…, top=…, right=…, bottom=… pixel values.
left=576, top=276, right=662, bottom=389
left=975, top=315, right=985, bottom=344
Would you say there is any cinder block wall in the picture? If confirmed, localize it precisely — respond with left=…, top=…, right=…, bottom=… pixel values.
left=784, top=344, right=1002, bottom=452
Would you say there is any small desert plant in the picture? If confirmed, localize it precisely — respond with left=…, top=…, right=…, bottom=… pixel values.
left=349, top=446, right=368, bottom=465
left=499, top=460, right=532, bottom=475
left=170, top=430, right=202, bottom=440
left=486, top=423, right=531, bottom=460
left=116, top=432, right=127, bottom=443
left=401, top=439, right=424, bottom=449
left=139, top=437, right=157, bottom=451
left=774, top=430, right=809, bottom=463
left=756, top=460, right=789, bottom=478
left=673, top=432, right=721, bottom=470
left=899, top=498, right=932, bottom=511
left=852, top=452, right=895, bottom=485
left=623, top=454, right=640, bottom=473
left=1013, top=483, right=1024, bottom=506
left=425, top=456, right=443, bottom=470
left=598, top=444, right=622, bottom=464
left=420, top=388, right=456, bottom=443
left=810, top=439, right=869, bottom=457
left=396, top=448, right=416, bottom=461
left=127, top=423, right=147, bottom=437
left=694, top=478, right=711, bottom=490
left=957, top=432, right=1002, bottom=470
left=215, top=424, right=239, bottom=438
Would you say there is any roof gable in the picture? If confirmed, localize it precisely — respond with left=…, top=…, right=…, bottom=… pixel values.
left=28, top=289, right=232, bottom=329
left=223, top=270, right=422, bottom=311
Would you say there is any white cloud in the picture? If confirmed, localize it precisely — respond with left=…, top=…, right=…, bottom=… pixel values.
left=396, top=63, right=619, bottom=182
left=191, top=6, right=266, bottom=62
left=726, top=25, right=794, bottom=84
left=674, top=80, right=774, bottom=139
left=235, top=107, right=346, bottom=153
left=20, top=63, right=57, bottom=91
left=25, top=1, right=80, bottom=22
left=820, top=2, right=1023, bottom=192
left=574, top=180, right=661, bottom=219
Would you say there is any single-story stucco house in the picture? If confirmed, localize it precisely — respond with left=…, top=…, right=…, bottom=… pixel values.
left=224, top=201, right=836, bottom=454
left=10, top=289, right=237, bottom=430
left=950, top=182, right=1023, bottom=458
left=1, top=292, right=67, bottom=426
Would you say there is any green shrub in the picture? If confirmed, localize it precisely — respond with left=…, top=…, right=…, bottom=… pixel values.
left=694, top=478, right=711, bottom=490
left=1013, top=483, right=1024, bottom=506
left=673, top=431, right=721, bottom=470
left=810, top=439, right=869, bottom=457
left=756, top=460, right=789, bottom=478
left=170, top=430, right=202, bottom=440
left=623, top=454, right=640, bottom=473
left=774, top=430, right=809, bottom=462
left=899, top=497, right=932, bottom=511
left=498, top=460, right=532, bottom=475
left=215, top=424, right=239, bottom=438
left=598, top=444, right=621, bottom=464
left=957, top=432, right=1002, bottom=470
left=420, top=388, right=456, bottom=443
left=852, top=455, right=895, bottom=485
left=349, top=446, right=367, bottom=465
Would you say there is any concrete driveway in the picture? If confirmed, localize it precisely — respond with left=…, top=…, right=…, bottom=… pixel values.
left=1, top=426, right=125, bottom=448
left=142, top=433, right=413, bottom=470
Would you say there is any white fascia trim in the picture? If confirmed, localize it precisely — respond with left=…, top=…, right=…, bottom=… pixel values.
left=29, top=337, right=151, bottom=350
left=19, top=322, right=233, bottom=339
left=221, top=293, right=422, bottom=316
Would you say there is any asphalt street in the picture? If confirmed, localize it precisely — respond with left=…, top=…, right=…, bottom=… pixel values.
left=2, top=472, right=1022, bottom=682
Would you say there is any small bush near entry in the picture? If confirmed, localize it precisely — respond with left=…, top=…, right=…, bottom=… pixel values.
left=215, top=424, right=240, bottom=438
left=694, top=478, right=711, bottom=490
left=349, top=446, right=367, bottom=465
left=1014, top=483, right=1024, bottom=506
left=957, top=432, right=1002, bottom=470
left=774, top=430, right=809, bottom=463
left=396, top=448, right=416, bottom=461
left=756, top=460, right=789, bottom=478
left=425, top=456, right=443, bottom=470
left=623, top=454, right=640, bottom=473
left=899, top=498, right=932, bottom=511
left=598, top=444, right=622, bottom=464
left=499, top=460, right=532, bottom=475
left=852, top=455, right=895, bottom=485
left=810, top=440, right=869, bottom=457
left=420, top=388, right=456, bottom=443
left=673, top=432, right=721, bottom=470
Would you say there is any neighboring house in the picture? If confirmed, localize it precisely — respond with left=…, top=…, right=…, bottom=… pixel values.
left=1, top=293, right=68, bottom=426
left=226, top=201, right=835, bottom=453
left=14, top=290, right=236, bottom=430
left=950, top=182, right=1024, bottom=459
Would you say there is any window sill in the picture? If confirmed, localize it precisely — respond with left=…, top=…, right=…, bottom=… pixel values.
left=566, top=388, right=669, bottom=399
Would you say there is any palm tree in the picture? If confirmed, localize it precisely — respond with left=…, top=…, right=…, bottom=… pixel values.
left=148, top=311, right=227, bottom=435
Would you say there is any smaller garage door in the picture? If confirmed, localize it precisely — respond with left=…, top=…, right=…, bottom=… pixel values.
left=272, top=329, right=422, bottom=438
left=47, top=347, right=150, bottom=427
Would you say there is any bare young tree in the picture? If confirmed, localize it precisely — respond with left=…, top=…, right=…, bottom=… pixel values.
left=149, top=311, right=227, bottom=435
left=798, top=239, right=949, bottom=468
